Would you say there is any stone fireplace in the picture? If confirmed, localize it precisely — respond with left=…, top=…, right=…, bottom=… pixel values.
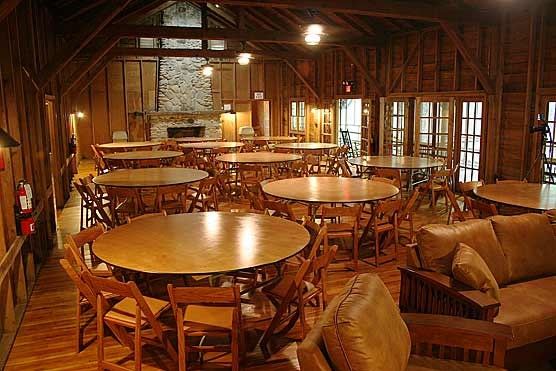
left=146, top=111, right=223, bottom=141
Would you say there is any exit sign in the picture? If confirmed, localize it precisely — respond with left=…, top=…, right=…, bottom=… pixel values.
left=254, top=91, right=264, bottom=100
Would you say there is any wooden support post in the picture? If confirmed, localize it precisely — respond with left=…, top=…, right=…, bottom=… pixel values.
left=36, top=0, right=133, bottom=89
left=342, top=46, right=385, bottom=97
left=388, top=37, right=421, bottom=95
left=440, top=22, right=495, bottom=94
left=283, top=60, right=320, bottom=100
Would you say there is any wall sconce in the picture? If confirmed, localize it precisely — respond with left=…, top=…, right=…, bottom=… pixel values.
left=237, top=53, right=252, bottom=65
left=362, top=103, right=370, bottom=116
left=0, top=128, right=20, bottom=171
left=76, top=111, right=85, bottom=118
left=202, top=65, right=214, bottom=76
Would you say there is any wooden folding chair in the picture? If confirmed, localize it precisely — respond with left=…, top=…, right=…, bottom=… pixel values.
left=262, top=199, right=297, bottom=222
left=376, top=168, right=403, bottom=189
left=361, top=199, right=404, bottom=267
left=167, top=285, right=243, bottom=371
left=262, top=247, right=338, bottom=345
left=282, top=219, right=328, bottom=273
left=83, top=271, right=178, bottom=370
left=66, top=224, right=111, bottom=277
left=238, top=164, right=263, bottom=197
left=156, top=184, right=188, bottom=214
left=59, top=258, right=119, bottom=353
left=126, top=211, right=167, bottom=224
left=465, top=196, right=499, bottom=218
left=74, top=181, right=96, bottom=230
left=106, top=187, right=144, bottom=227
left=187, top=177, right=219, bottom=212
left=398, top=185, right=427, bottom=242
left=446, top=188, right=474, bottom=223
left=320, top=205, right=361, bottom=272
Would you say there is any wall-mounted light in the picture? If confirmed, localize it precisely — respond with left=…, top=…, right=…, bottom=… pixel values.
left=305, top=24, right=324, bottom=46
left=237, top=53, right=252, bottom=66
left=363, top=103, right=370, bottom=116
left=76, top=111, right=85, bottom=119
left=0, top=128, right=20, bottom=171
left=202, top=65, right=214, bottom=76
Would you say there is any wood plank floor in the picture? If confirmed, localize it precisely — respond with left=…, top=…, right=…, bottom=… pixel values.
left=4, top=161, right=450, bottom=371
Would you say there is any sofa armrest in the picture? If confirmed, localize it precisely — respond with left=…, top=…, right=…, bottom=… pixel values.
left=399, top=266, right=500, bottom=321
left=406, top=243, right=422, bottom=268
left=402, top=313, right=512, bottom=367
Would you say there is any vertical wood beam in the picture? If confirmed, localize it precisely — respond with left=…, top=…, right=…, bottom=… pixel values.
left=342, top=46, right=385, bottom=97
left=388, top=36, right=421, bottom=95
left=441, top=22, right=495, bottom=94
left=36, top=0, right=133, bottom=88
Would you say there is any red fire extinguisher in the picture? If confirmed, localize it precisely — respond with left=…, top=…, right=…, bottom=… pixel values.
left=16, top=180, right=35, bottom=235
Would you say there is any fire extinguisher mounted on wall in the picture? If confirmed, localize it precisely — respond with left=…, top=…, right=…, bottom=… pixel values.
left=15, top=180, right=35, bottom=235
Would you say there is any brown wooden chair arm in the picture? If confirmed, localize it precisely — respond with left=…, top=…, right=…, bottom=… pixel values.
left=399, top=266, right=500, bottom=321
left=402, top=313, right=512, bottom=367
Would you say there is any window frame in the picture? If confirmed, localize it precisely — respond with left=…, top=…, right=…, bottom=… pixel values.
left=289, top=99, right=306, bottom=135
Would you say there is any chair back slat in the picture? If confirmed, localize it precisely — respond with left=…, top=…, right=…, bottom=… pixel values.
left=262, top=200, right=296, bottom=221
left=59, top=258, right=98, bottom=307
left=321, top=205, right=361, bottom=218
left=67, top=224, right=105, bottom=250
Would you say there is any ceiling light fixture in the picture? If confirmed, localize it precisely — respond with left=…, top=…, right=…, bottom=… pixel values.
left=304, top=24, right=324, bottom=46
left=237, top=52, right=252, bottom=65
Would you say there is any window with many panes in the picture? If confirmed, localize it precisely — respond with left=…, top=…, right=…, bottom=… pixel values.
left=391, top=101, right=405, bottom=156
left=418, top=101, right=450, bottom=159
left=459, top=102, right=483, bottom=182
left=338, top=99, right=362, bottom=156
left=543, top=102, right=556, bottom=183
left=290, top=101, right=305, bottom=133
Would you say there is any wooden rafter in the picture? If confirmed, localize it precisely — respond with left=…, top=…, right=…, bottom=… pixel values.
left=108, top=24, right=377, bottom=47
left=183, top=0, right=496, bottom=23
left=284, top=60, right=319, bottom=100
left=115, top=0, right=175, bottom=24
left=36, top=0, right=133, bottom=89
left=0, top=0, right=23, bottom=22
left=72, top=54, right=114, bottom=98
left=109, top=47, right=316, bottom=60
left=388, top=37, right=421, bottom=95
left=342, top=46, right=385, bottom=96
left=60, top=36, right=120, bottom=97
left=440, top=22, right=495, bottom=94
left=63, top=0, right=109, bottom=22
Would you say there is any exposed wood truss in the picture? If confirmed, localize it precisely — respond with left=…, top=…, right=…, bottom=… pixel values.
left=108, top=47, right=314, bottom=60
left=36, top=0, right=133, bottom=89
left=342, top=46, right=385, bottom=96
left=284, top=59, right=320, bottom=100
left=388, top=36, right=421, bottom=95
left=440, top=22, right=495, bottom=94
left=0, top=0, right=24, bottom=22
left=183, top=0, right=496, bottom=23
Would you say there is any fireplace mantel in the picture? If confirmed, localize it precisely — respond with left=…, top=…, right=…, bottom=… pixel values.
left=146, top=111, right=223, bottom=141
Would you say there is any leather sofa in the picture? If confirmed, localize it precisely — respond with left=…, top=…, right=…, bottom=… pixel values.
left=399, top=213, right=556, bottom=369
left=297, top=273, right=512, bottom=371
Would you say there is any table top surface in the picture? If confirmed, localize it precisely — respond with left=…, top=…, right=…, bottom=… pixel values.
left=179, top=141, right=244, bottom=149
left=174, top=137, right=222, bottom=143
left=474, top=183, right=556, bottom=211
left=262, top=176, right=399, bottom=203
left=97, top=141, right=162, bottom=149
left=103, top=150, right=183, bottom=161
left=93, top=168, right=208, bottom=188
left=243, top=136, right=298, bottom=142
left=216, top=152, right=302, bottom=164
left=92, top=212, right=310, bottom=275
left=274, top=142, right=338, bottom=151
left=349, top=156, right=445, bottom=169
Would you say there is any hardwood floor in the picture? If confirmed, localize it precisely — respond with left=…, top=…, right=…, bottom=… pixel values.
left=4, top=161, right=450, bottom=371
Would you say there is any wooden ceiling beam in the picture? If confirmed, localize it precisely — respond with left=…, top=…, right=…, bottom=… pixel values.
left=36, top=0, right=133, bottom=89
left=182, top=0, right=496, bottom=23
left=109, top=47, right=317, bottom=60
left=107, top=24, right=377, bottom=47
left=0, top=0, right=23, bottom=22
left=284, top=59, right=319, bottom=100
left=440, top=22, right=495, bottom=94
left=62, top=0, right=109, bottom=22
left=115, top=0, right=175, bottom=24
left=342, top=46, right=385, bottom=96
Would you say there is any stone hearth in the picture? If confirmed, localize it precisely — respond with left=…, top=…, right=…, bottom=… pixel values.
left=146, top=111, right=223, bottom=141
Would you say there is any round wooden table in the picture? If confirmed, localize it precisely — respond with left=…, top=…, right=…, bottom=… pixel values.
left=274, top=142, right=338, bottom=151
left=348, top=156, right=445, bottom=169
left=216, top=152, right=302, bottom=164
left=175, top=137, right=221, bottom=143
left=93, top=168, right=208, bottom=188
left=179, top=141, right=244, bottom=150
left=92, top=212, right=310, bottom=275
left=97, top=141, right=162, bottom=151
left=103, top=150, right=183, bottom=161
left=243, top=136, right=298, bottom=143
left=262, top=177, right=399, bottom=204
left=474, top=183, right=556, bottom=211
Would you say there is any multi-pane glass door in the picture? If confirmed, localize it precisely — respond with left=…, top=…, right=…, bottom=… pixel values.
left=415, top=99, right=454, bottom=163
left=458, top=101, right=483, bottom=182
left=541, top=100, right=556, bottom=183
left=337, top=99, right=362, bottom=156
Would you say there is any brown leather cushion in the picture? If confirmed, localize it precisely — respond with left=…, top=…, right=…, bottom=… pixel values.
left=494, top=276, right=556, bottom=349
left=490, top=214, right=556, bottom=283
left=417, top=220, right=509, bottom=285
left=407, top=355, right=504, bottom=370
left=321, top=273, right=411, bottom=371
left=452, top=243, right=500, bottom=301
left=297, top=322, right=333, bottom=371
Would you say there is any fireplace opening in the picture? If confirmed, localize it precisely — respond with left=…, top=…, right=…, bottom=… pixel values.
left=167, top=126, right=206, bottom=138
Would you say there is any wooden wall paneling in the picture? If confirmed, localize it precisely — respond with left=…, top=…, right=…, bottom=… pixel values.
left=521, top=12, right=538, bottom=179
left=125, top=60, right=143, bottom=141
left=107, top=61, right=126, bottom=132
left=235, top=63, right=250, bottom=100
left=141, top=60, right=157, bottom=111
left=264, top=61, right=282, bottom=135
left=211, top=62, right=222, bottom=109
left=221, top=63, right=234, bottom=100
left=91, top=71, right=111, bottom=145
left=75, top=90, right=93, bottom=158
left=250, top=62, right=265, bottom=96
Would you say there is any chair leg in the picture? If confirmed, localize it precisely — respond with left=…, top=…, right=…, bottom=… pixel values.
left=134, top=307, right=142, bottom=371
left=375, top=232, right=380, bottom=267
left=76, top=292, right=82, bottom=353
left=299, top=296, right=307, bottom=339
left=231, top=329, right=239, bottom=371
left=96, top=296, right=105, bottom=371
left=178, top=328, right=186, bottom=371
left=352, top=234, right=359, bottom=272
